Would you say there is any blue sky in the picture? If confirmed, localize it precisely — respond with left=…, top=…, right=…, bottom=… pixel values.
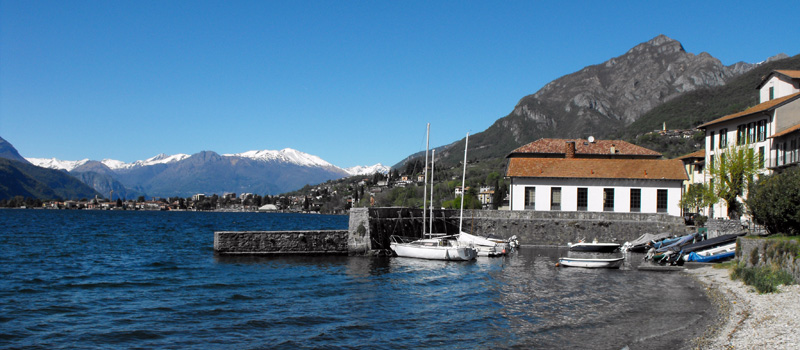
left=2, top=1, right=798, bottom=168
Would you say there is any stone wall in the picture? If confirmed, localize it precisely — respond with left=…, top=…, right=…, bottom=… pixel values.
left=738, top=237, right=800, bottom=282
left=706, top=219, right=747, bottom=238
left=214, top=230, right=348, bottom=255
left=349, top=207, right=689, bottom=252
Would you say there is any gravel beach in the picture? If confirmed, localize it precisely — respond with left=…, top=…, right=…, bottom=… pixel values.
left=685, top=265, right=800, bottom=349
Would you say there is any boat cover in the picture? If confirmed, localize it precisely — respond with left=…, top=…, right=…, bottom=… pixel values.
left=685, top=250, right=735, bottom=263
left=678, top=233, right=743, bottom=254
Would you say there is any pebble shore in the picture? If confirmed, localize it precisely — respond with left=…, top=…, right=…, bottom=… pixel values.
left=685, top=266, right=800, bottom=349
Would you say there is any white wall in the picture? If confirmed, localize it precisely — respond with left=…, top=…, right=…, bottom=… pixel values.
left=760, top=75, right=800, bottom=103
left=510, top=177, right=683, bottom=216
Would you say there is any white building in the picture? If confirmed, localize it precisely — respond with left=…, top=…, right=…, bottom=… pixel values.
left=505, top=138, right=687, bottom=216
left=698, top=70, right=800, bottom=218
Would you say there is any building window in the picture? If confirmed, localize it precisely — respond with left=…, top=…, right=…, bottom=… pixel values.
left=757, top=120, right=766, bottom=142
left=710, top=131, right=715, bottom=151
left=759, top=146, right=765, bottom=167
left=524, top=187, right=535, bottom=210
left=719, top=128, right=727, bottom=148
left=630, top=188, right=641, bottom=213
left=550, top=187, right=561, bottom=211
left=769, top=86, right=775, bottom=100
left=657, top=189, right=668, bottom=213
left=603, top=188, right=614, bottom=212
left=748, top=122, right=755, bottom=143
left=710, top=155, right=715, bottom=168
left=577, top=188, right=588, bottom=211
left=737, top=124, right=746, bottom=145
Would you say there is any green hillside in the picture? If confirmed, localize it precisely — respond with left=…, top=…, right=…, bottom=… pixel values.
left=619, top=54, right=800, bottom=138
left=0, top=158, right=100, bottom=200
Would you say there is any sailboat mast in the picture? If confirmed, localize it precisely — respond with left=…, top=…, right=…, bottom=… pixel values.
left=429, top=149, right=435, bottom=236
left=422, top=123, right=430, bottom=238
left=459, top=132, right=469, bottom=233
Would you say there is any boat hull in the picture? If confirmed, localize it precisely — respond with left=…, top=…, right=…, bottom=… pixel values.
left=558, top=257, right=624, bottom=269
left=390, top=242, right=477, bottom=261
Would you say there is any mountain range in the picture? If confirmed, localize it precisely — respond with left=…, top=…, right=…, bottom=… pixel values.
left=21, top=149, right=389, bottom=199
left=426, top=35, right=787, bottom=166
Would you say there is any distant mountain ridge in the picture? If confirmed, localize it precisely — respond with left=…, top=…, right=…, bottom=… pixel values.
left=25, top=148, right=388, bottom=198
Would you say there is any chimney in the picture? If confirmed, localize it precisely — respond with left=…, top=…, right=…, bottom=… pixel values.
left=565, top=141, right=576, bottom=159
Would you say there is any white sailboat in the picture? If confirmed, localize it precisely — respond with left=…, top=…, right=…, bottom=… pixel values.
left=389, top=124, right=477, bottom=261
left=455, top=132, right=518, bottom=257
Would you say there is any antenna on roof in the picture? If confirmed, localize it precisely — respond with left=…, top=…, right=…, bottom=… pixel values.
left=588, top=136, right=595, bottom=143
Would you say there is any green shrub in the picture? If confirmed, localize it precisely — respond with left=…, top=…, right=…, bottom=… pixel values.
left=731, top=262, right=795, bottom=294
left=746, top=167, right=800, bottom=235
left=749, top=246, right=759, bottom=265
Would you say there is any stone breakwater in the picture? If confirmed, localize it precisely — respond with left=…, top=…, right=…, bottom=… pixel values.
left=348, top=207, right=689, bottom=254
left=214, top=230, right=348, bottom=255
left=686, top=266, right=800, bottom=349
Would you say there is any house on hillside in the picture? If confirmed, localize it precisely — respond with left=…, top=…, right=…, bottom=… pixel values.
left=698, top=70, right=800, bottom=218
left=505, top=138, right=687, bottom=216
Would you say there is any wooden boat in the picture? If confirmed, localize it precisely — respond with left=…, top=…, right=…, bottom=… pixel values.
left=558, top=257, right=624, bottom=269
left=568, top=240, right=621, bottom=253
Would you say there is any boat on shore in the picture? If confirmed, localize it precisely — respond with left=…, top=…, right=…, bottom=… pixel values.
left=558, top=257, right=624, bottom=269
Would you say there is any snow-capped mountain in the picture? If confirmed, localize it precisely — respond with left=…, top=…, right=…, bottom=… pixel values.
left=26, top=157, right=91, bottom=172
left=224, top=148, right=334, bottom=168
left=345, top=163, right=390, bottom=176
left=24, top=148, right=389, bottom=198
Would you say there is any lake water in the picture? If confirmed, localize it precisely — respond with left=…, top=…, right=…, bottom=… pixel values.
left=0, top=210, right=714, bottom=349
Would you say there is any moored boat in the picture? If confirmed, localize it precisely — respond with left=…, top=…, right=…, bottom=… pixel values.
left=558, top=257, right=624, bottom=269
left=390, top=235, right=477, bottom=261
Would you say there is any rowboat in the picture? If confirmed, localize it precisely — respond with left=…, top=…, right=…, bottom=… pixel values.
left=557, top=257, right=624, bottom=269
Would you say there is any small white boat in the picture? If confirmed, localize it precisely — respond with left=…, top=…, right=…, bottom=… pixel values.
left=457, top=232, right=517, bottom=257
left=390, top=235, right=477, bottom=261
left=558, top=257, right=624, bottom=269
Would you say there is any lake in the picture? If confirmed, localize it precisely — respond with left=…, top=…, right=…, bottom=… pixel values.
left=0, top=209, right=713, bottom=349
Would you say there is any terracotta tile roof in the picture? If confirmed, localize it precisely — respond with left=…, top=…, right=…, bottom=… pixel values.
left=775, top=70, right=800, bottom=79
left=675, top=149, right=705, bottom=160
left=756, top=70, right=800, bottom=89
left=697, top=92, right=800, bottom=129
left=508, top=138, right=662, bottom=157
left=506, top=158, right=688, bottom=181
left=770, top=122, right=800, bottom=139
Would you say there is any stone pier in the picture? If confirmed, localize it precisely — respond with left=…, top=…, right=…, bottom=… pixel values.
left=214, top=230, right=348, bottom=255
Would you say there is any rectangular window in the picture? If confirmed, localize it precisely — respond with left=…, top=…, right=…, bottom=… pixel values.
left=630, top=188, right=641, bottom=213
left=657, top=189, right=668, bottom=213
left=748, top=122, right=755, bottom=143
left=710, top=155, right=715, bottom=168
left=737, top=124, right=746, bottom=145
left=769, top=86, right=775, bottom=100
left=577, top=188, right=588, bottom=211
left=524, top=187, right=535, bottom=210
left=719, top=128, right=727, bottom=148
left=792, top=139, right=798, bottom=163
left=550, top=187, right=561, bottom=211
left=603, top=188, right=614, bottom=212
left=759, top=146, right=765, bottom=167
left=757, top=120, right=766, bottom=142
left=710, top=131, right=715, bottom=151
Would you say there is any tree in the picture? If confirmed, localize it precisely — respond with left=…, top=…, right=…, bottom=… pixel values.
left=679, top=183, right=713, bottom=214
left=705, top=144, right=762, bottom=219
left=746, top=167, right=800, bottom=235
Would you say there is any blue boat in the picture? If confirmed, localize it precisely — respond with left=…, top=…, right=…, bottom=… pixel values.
left=685, top=250, right=735, bottom=263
